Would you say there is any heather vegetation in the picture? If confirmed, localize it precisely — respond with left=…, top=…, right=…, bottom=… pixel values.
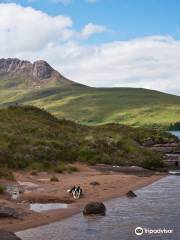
left=0, top=185, right=5, bottom=194
left=0, top=167, right=15, bottom=180
left=0, top=106, right=177, bottom=172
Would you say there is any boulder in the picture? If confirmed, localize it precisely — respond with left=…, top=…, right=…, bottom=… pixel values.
left=0, top=206, right=20, bottom=219
left=126, top=190, right=137, bottom=198
left=0, top=231, right=22, bottom=240
left=83, top=202, right=106, bottom=215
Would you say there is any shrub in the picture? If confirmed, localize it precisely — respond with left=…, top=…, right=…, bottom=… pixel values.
left=50, top=175, right=59, bottom=182
left=30, top=171, right=38, bottom=176
left=54, top=164, right=79, bottom=173
left=54, top=164, right=66, bottom=173
left=0, top=185, right=5, bottom=194
left=29, top=162, right=52, bottom=172
left=140, top=149, right=164, bottom=169
left=0, top=168, right=15, bottom=181
left=66, top=165, right=79, bottom=173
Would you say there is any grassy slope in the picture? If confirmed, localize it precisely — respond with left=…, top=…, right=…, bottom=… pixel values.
left=0, top=85, right=179, bottom=129
left=0, top=106, right=177, bottom=171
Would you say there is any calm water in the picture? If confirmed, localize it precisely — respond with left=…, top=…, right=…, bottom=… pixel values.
left=30, top=203, right=68, bottom=212
left=169, top=131, right=180, bottom=139
left=17, top=175, right=180, bottom=240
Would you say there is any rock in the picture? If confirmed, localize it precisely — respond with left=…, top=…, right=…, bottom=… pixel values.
left=126, top=190, right=137, bottom=198
left=0, top=231, right=22, bottom=240
left=0, top=206, right=20, bottom=219
left=142, top=138, right=155, bottom=146
left=0, top=58, right=75, bottom=88
left=90, top=181, right=100, bottom=186
left=150, top=142, right=180, bottom=154
left=83, top=202, right=106, bottom=215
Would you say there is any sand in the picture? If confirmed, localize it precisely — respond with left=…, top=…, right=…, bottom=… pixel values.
left=0, top=163, right=165, bottom=232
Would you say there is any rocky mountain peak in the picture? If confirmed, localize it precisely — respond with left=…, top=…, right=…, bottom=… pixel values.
left=0, top=58, right=75, bottom=88
left=33, top=60, right=54, bottom=80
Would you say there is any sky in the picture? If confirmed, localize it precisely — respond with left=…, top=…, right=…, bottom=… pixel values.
left=0, top=0, right=180, bottom=95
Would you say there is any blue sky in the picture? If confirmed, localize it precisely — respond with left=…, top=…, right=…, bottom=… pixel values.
left=2, top=0, right=180, bottom=43
left=0, top=0, right=180, bottom=94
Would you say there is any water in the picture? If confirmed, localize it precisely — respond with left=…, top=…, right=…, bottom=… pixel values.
left=17, top=176, right=180, bottom=240
left=30, top=203, right=68, bottom=212
left=169, top=131, right=180, bottom=139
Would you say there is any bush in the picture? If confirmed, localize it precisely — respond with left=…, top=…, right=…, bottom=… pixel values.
left=0, top=185, right=5, bottom=194
left=50, top=175, right=59, bottom=182
left=30, top=171, right=38, bottom=176
left=0, top=168, right=15, bottom=181
left=28, top=162, right=52, bottom=172
left=54, top=164, right=66, bottom=173
left=140, top=149, right=164, bottom=169
left=54, top=164, right=79, bottom=173
left=66, top=165, right=79, bottom=173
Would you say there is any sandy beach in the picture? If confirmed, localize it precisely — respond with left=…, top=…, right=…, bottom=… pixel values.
left=0, top=164, right=164, bottom=232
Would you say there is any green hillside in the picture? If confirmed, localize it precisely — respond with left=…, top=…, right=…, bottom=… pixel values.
left=0, top=106, right=177, bottom=172
left=0, top=85, right=179, bottom=129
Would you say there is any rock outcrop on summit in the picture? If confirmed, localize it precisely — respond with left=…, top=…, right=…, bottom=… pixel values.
left=0, top=58, right=76, bottom=88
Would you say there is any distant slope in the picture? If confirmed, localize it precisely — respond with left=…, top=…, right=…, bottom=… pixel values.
left=0, top=106, right=176, bottom=170
left=0, top=86, right=179, bottom=129
left=0, top=58, right=179, bottom=129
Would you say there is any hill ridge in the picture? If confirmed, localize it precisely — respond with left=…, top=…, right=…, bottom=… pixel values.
left=0, top=58, right=179, bottom=129
left=0, top=58, right=78, bottom=89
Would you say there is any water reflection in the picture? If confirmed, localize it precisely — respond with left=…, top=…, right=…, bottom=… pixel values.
left=30, top=203, right=68, bottom=212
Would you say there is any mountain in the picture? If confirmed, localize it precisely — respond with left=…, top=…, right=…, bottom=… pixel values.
left=0, top=58, right=179, bottom=129
left=0, top=58, right=76, bottom=88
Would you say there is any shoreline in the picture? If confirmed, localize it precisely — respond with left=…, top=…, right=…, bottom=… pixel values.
left=0, top=166, right=165, bottom=233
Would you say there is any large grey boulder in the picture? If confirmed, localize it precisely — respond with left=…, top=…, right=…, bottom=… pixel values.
left=0, top=231, right=22, bottom=240
left=83, top=202, right=106, bottom=215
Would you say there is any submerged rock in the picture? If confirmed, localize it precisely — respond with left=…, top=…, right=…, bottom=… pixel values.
left=126, top=190, right=137, bottom=198
left=83, top=202, right=106, bottom=215
left=0, top=231, right=22, bottom=240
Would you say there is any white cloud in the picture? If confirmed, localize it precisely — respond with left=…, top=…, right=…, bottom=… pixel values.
left=0, top=3, right=179, bottom=95
left=0, top=3, right=106, bottom=53
left=80, top=23, right=107, bottom=39
left=43, top=36, right=180, bottom=95
left=0, top=3, right=73, bottom=53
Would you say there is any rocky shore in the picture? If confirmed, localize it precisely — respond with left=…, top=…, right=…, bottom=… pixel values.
left=0, top=164, right=163, bottom=233
left=150, top=141, right=180, bottom=169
